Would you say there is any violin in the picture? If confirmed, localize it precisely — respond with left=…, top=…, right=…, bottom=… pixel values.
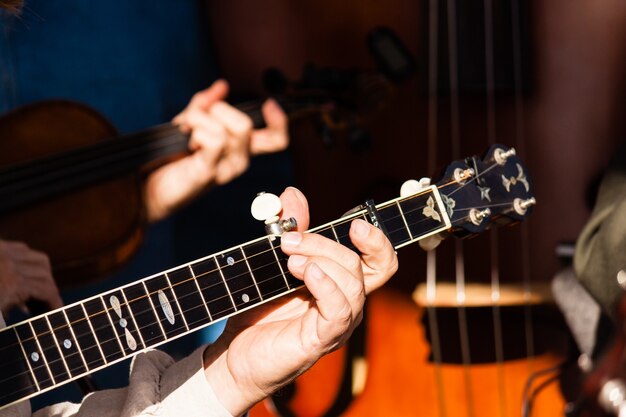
left=0, top=91, right=347, bottom=289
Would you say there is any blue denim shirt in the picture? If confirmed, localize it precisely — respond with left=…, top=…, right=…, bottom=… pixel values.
left=0, top=0, right=217, bottom=132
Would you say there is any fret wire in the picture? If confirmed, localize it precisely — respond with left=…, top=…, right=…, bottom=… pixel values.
left=44, top=316, right=72, bottom=378
left=12, top=328, right=39, bottom=392
left=144, top=277, right=187, bottom=340
left=100, top=297, right=127, bottom=356
left=0, top=189, right=456, bottom=405
left=213, top=257, right=238, bottom=311
left=395, top=201, right=414, bottom=239
left=0, top=272, right=305, bottom=410
left=119, top=290, right=146, bottom=349
left=2, top=216, right=447, bottom=365
left=6, top=191, right=436, bottom=332
left=4, top=190, right=456, bottom=346
left=164, top=273, right=190, bottom=331
left=189, top=265, right=213, bottom=321
left=268, top=237, right=290, bottom=288
left=195, top=271, right=290, bottom=318
left=81, top=303, right=107, bottom=365
left=62, top=309, right=89, bottom=371
left=0, top=190, right=452, bottom=369
left=28, top=322, right=55, bottom=385
left=240, top=246, right=263, bottom=300
left=8, top=263, right=271, bottom=361
left=141, top=281, right=169, bottom=340
left=168, top=267, right=210, bottom=328
left=329, top=224, right=340, bottom=242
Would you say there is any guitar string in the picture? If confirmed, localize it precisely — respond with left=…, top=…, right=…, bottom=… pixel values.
left=481, top=0, right=509, bottom=416
left=510, top=0, right=536, bottom=375
left=0, top=159, right=513, bottom=361
left=0, top=211, right=522, bottom=403
left=0, top=202, right=509, bottom=396
left=0, top=96, right=323, bottom=193
left=0, top=163, right=520, bottom=394
left=0, top=134, right=187, bottom=194
left=0, top=192, right=447, bottom=360
left=425, top=0, right=448, bottom=415
left=0, top=150, right=519, bottom=361
left=0, top=211, right=512, bottom=394
left=445, top=0, right=477, bottom=415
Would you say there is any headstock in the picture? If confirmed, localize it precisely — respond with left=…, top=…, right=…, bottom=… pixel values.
left=433, top=144, right=536, bottom=237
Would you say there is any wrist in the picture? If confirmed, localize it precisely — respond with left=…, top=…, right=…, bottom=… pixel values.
left=203, top=340, right=265, bottom=417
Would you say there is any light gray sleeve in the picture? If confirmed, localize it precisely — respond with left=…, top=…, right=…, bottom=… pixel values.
left=29, top=347, right=233, bottom=417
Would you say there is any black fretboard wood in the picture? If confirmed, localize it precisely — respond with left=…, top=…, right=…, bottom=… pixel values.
left=14, top=323, right=53, bottom=390
left=124, top=283, right=166, bottom=347
left=31, top=317, right=70, bottom=383
left=243, top=238, right=290, bottom=301
left=64, top=304, right=106, bottom=370
left=191, top=259, right=237, bottom=321
left=378, top=202, right=412, bottom=246
left=167, top=266, right=210, bottom=329
left=217, top=248, right=262, bottom=310
left=0, top=328, right=37, bottom=406
left=144, top=275, right=188, bottom=339
left=82, top=298, right=125, bottom=363
left=47, top=311, right=87, bottom=378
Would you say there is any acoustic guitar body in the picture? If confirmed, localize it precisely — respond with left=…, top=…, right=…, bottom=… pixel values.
left=0, top=101, right=144, bottom=288
left=252, top=287, right=567, bottom=417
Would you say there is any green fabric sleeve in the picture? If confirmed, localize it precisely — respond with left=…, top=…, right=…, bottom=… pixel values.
left=574, top=142, right=626, bottom=318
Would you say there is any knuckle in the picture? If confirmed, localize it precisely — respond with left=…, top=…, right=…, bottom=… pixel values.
left=369, top=228, right=388, bottom=250
left=346, top=251, right=361, bottom=272
left=237, top=156, right=250, bottom=173
left=335, top=303, right=353, bottom=327
left=344, top=274, right=364, bottom=299
left=209, top=122, right=228, bottom=139
left=230, top=117, right=253, bottom=138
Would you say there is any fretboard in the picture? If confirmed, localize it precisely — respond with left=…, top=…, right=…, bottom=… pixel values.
left=0, top=185, right=449, bottom=410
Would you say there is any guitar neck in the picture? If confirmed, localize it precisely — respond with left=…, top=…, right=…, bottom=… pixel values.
left=0, top=185, right=450, bottom=410
left=0, top=95, right=329, bottom=214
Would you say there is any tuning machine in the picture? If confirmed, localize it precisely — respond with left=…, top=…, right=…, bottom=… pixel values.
left=251, top=192, right=297, bottom=237
left=400, top=177, right=432, bottom=197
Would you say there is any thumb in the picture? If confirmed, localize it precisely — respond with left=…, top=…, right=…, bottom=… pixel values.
left=279, top=187, right=309, bottom=231
left=250, top=98, right=289, bottom=154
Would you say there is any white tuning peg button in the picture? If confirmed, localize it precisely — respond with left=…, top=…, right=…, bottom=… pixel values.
left=400, top=177, right=431, bottom=197
left=251, top=192, right=282, bottom=223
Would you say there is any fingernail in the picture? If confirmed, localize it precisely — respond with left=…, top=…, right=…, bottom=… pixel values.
left=281, top=231, right=302, bottom=247
left=352, top=219, right=370, bottom=238
left=308, top=263, right=324, bottom=280
left=289, top=254, right=307, bottom=268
